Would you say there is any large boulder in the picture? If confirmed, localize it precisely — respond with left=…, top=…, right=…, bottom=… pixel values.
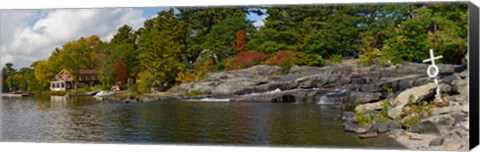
left=349, top=92, right=382, bottom=103
left=429, top=137, right=444, bottom=146
left=355, top=102, right=383, bottom=112
left=343, top=120, right=359, bottom=133
left=430, top=103, right=463, bottom=116
left=376, top=120, right=402, bottom=133
left=388, top=83, right=436, bottom=119
left=410, top=114, right=456, bottom=137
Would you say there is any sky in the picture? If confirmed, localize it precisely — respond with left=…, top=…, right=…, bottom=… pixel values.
left=0, top=7, right=266, bottom=70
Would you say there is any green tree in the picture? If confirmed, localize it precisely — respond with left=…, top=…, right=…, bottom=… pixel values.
left=202, top=13, right=255, bottom=61
left=382, top=3, right=467, bottom=64
left=105, top=25, right=139, bottom=87
left=34, top=61, right=55, bottom=90
left=136, top=9, right=186, bottom=91
left=16, top=67, right=35, bottom=92
left=1, top=63, right=16, bottom=92
left=58, top=35, right=103, bottom=89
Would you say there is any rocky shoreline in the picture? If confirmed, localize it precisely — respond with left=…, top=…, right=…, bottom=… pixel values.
left=95, top=61, right=469, bottom=150
left=339, top=68, right=469, bottom=151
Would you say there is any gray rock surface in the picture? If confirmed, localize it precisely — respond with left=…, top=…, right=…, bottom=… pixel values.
left=355, top=102, right=383, bottom=112
left=429, top=137, right=444, bottom=146
left=376, top=120, right=402, bottom=133
left=430, top=103, right=463, bottom=116
left=410, top=114, right=455, bottom=136
left=171, top=63, right=462, bottom=101
left=343, top=120, right=359, bottom=133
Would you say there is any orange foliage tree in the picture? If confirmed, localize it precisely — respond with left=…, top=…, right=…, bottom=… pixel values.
left=232, top=30, right=246, bottom=54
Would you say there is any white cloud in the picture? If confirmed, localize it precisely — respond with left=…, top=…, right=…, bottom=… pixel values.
left=251, top=12, right=267, bottom=29
left=0, top=8, right=146, bottom=69
left=253, top=19, right=265, bottom=28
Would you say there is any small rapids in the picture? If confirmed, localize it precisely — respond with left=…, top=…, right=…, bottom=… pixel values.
left=317, top=89, right=347, bottom=105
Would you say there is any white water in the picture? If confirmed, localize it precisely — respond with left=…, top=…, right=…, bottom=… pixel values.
left=325, top=89, right=347, bottom=96
left=184, top=98, right=230, bottom=102
left=185, top=88, right=282, bottom=102
left=243, top=88, right=282, bottom=96
left=317, top=89, right=347, bottom=105
left=318, top=95, right=329, bottom=105
left=200, top=98, right=230, bottom=102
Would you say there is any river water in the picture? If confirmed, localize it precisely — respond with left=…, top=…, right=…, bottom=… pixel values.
left=0, top=96, right=403, bottom=149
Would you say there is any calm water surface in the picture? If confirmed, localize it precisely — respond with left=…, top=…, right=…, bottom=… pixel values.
left=0, top=96, right=403, bottom=148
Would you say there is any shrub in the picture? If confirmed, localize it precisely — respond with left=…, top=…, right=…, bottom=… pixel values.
left=325, top=54, right=342, bottom=64
left=184, top=89, right=204, bottom=96
left=225, top=52, right=268, bottom=70
left=336, top=94, right=361, bottom=112
left=295, top=52, right=323, bottom=67
left=265, top=51, right=296, bottom=72
left=216, top=58, right=229, bottom=71
left=136, top=71, right=155, bottom=94
left=359, top=48, right=380, bottom=66
left=177, top=57, right=216, bottom=83
left=354, top=110, right=377, bottom=127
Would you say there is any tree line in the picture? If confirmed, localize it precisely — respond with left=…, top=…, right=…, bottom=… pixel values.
left=1, top=3, right=468, bottom=94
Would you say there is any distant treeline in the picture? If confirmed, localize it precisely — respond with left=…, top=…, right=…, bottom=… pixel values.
left=1, top=3, right=468, bottom=93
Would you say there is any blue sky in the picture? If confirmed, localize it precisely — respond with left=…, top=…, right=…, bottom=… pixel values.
left=141, top=7, right=168, bottom=18
left=0, top=7, right=266, bottom=69
left=140, top=7, right=265, bottom=24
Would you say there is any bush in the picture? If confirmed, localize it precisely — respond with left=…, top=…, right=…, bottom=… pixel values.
left=359, top=48, right=380, bottom=66
left=225, top=52, right=268, bottom=70
left=295, top=52, right=323, bottom=67
left=183, top=89, right=204, bottom=96
left=265, top=51, right=296, bottom=73
left=325, top=54, right=342, bottom=65
left=136, top=71, right=155, bottom=94
left=336, top=94, right=361, bottom=112
left=128, top=83, right=141, bottom=96
left=354, top=110, right=377, bottom=127
left=177, top=57, right=216, bottom=83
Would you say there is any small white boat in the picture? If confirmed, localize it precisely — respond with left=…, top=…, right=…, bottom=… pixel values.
left=94, top=91, right=116, bottom=97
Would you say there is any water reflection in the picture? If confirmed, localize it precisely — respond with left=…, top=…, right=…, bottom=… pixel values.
left=0, top=97, right=403, bottom=149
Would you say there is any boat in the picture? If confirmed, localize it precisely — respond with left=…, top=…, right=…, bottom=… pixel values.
left=94, top=91, right=116, bottom=97
left=21, top=93, right=31, bottom=97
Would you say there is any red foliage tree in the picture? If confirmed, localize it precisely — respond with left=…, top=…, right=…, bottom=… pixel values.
left=232, top=30, right=246, bottom=54
left=112, top=61, right=128, bottom=86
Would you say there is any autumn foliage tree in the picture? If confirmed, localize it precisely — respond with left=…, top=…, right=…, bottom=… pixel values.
left=232, top=30, right=246, bottom=54
left=113, top=61, right=127, bottom=86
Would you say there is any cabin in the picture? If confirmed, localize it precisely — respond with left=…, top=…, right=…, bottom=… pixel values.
left=50, top=70, right=73, bottom=91
left=50, top=69, right=100, bottom=91
left=78, top=69, right=101, bottom=88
